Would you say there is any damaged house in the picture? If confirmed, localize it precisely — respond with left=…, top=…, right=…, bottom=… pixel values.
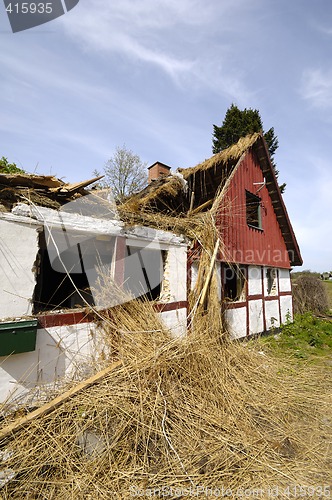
left=122, top=132, right=302, bottom=339
left=0, top=174, right=187, bottom=404
left=0, top=132, right=302, bottom=404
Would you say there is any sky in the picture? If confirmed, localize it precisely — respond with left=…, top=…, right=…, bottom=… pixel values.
left=0, top=0, right=331, bottom=272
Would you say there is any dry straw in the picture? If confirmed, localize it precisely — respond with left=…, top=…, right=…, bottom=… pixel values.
left=0, top=299, right=331, bottom=499
left=0, top=210, right=331, bottom=499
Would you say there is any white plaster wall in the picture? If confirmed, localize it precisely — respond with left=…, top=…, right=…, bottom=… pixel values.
left=279, top=268, right=292, bottom=292
left=0, top=322, right=104, bottom=404
left=248, top=266, right=262, bottom=296
left=38, top=323, right=103, bottom=380
left=0, top=349, right=38, bottom=404
left=280, top=295, right=293, bottom=324
left=224, top=307, right=247, bottom=339
left=0, top=220, right=39, bottom=319
left=265, top=300, right=280, bottom=329
left=160, top=308, right=187, bottom=338
left=161, top=246, right=187, bottom=302
left=248, top=299, right=264, bottom=335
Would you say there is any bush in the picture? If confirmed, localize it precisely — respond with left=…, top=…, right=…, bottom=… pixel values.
left=292, top=274, right=329, bottom=314
left=0, top=156, right=25, bottom=174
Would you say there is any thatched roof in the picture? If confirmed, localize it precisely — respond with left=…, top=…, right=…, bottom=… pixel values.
left=121, top=132, right=302, bottom=266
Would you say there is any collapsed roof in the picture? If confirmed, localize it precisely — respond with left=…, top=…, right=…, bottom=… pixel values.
left=0, top=173, right=104, bottom=211
left=122, top=133, right=302, bottom=266
left=0, top=133, right=302, bottom=266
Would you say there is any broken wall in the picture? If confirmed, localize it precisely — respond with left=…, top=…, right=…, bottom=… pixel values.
left=0, top=220, right=39, bottom=319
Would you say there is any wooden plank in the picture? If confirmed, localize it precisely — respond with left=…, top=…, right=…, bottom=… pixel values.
left=199, top=238, right=220, bottom=306
left=190, top=198, right=213, bottom=215
left=50, top=175, right=104, bottom=194
left=0, top=360, right=122, bottom=441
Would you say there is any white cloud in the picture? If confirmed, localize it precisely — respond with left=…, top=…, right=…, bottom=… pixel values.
left=300, top=68, right=332, bottom=108
left=59, top=0, right=256, bottom=102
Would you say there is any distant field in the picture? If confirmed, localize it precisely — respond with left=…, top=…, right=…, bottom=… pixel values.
left=323, top=280, right=332, bottom=309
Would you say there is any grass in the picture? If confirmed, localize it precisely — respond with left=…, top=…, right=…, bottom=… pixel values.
left=257, top=313, right=332, bottom=362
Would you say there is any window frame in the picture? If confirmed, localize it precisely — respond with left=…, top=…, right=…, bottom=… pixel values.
left=222, top=264, right=247, bottom=303
left=246, top=190, right=263, bottom=230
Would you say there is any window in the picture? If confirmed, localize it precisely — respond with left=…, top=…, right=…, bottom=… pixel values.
left=223, top=264, right=246, bottom=302
left=34, top=230, right=115, bottom=312
left=266, top=268, right=277, bottom=295
left=124, top=246, right=165, bottom=301
left=246, top=190, right=262, bottom=229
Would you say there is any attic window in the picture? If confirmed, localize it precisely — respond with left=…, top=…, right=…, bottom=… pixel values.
left=223, top=265, right=246, bottom=302
left=246, top=190, right=262, bottom=230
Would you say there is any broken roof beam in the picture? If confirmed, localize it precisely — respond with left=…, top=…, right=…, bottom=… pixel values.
left=0, top=360, right=122, bottom=442
left=0, top=174, right=64, bottom=189
left=50, top=175, right=104, bottom=194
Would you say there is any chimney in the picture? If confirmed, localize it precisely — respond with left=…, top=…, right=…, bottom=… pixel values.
left=148, top=162, right=171, bottom=184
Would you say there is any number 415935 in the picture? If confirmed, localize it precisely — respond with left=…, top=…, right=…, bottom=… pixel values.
left=6, top=3, right=53, bottom=14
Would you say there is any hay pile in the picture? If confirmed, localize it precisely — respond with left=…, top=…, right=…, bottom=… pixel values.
left=0, top=299, right=331, bottom=499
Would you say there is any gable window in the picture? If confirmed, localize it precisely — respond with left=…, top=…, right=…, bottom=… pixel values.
left=223, top=265, right=246, bottom=302
left=246, top=190, right=262, bottom=230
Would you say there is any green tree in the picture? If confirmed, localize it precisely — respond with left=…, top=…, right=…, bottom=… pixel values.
left=99, top=145, right=148, bottom=201
left=212, top=104, right=285, bottom=192
left=0, top=156, right=25, bottom=174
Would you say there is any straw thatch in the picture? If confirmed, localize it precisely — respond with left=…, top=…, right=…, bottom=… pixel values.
left=180, top=133, right=260, bottom=178
left=121, top=133, right=260, bottom=218
left=0, top=298, right=331, bottom=498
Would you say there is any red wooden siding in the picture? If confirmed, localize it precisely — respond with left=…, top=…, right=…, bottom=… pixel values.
left=216, top=151, right=291, bottom=269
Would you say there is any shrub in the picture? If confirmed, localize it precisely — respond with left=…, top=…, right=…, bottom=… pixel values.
left=292, top=274, right=329, bottom=314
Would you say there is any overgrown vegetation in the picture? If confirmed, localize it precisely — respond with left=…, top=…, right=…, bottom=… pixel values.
left=292, top=272, right=329, bottom=314
left=323, top=280, right=332, bottom=310
left=0, top=156, right=25, bottom=174
left=259, top=313, right=332, bottom=361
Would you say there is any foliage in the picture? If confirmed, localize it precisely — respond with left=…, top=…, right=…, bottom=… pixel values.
left=292, top=273, right=329, bottom=314
left=259, top=313, right=332, bottom=361
left=212, top=104, right=286, bottom=193
left=0, top=156, right=25, bottom=174
left=323, top=280, right=332, bottom=310
left=98, top=145, right=148, bottom=201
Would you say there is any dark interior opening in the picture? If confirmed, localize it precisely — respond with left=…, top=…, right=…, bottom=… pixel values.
left=124, top=246, right=165, bottom=301
left=223, top=264, right=246, bottom=302
left=246, top=190, right=262, bottom=229
left=33, top=231, right=95, bottom=313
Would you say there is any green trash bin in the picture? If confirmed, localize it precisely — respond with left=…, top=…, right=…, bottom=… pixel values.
left=0, top=319, right=38, bottom=356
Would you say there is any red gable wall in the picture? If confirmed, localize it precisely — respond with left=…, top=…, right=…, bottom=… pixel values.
left=216, top=150, right=291, bottom=269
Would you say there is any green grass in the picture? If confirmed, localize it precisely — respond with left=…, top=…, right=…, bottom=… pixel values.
left=323, top=280, right=332, bottom=309
left=257, top=313, right=332, bottom=362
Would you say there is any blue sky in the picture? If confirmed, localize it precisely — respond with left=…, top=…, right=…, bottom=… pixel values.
left=1, top=0, right=331, bottom=272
